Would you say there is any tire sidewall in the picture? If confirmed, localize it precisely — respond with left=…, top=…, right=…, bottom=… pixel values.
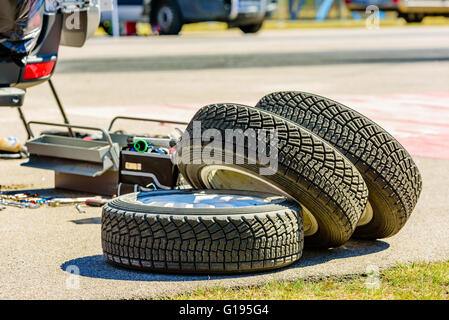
left=240, top=22, right=263, bottom=34
left=181, top=150, right=354, bottom=247
left=255, top=91, right=422, bottom=239
left=154, top=1, right=182, bottom=35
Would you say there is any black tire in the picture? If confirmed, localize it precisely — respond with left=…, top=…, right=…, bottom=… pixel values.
left=256, top=91, right=423, bottom=239
left=151, top=0, right=183, bottom=35
left=239, top=22, right=264, bottom=34
left=102, top=189, right=303, bottom=274
left=177, top=103, right=368, bottom=248
left=403, top=14, right=424, bottom=23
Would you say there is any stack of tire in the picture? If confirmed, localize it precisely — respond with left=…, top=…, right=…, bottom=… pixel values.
left=101, top=91, right=422, bottom=274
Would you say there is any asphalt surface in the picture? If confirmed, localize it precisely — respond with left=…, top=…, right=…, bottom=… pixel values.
left=1, top=26, right=449, bottom=299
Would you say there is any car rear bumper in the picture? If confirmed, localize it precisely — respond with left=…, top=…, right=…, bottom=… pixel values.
left=347, top=0, right=449, bottom=15
left=230, top=0, right=277, bottom=20
left=346, top=3, right=398, bottom=11
left=398, top=0, right=449, bottom=14
left=0, top=60, right=22, bottom=87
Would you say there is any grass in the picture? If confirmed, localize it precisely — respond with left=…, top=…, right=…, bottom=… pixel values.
left=167, top=260, right=449, bottom=300
left=181, top=17, right=449, bottom=32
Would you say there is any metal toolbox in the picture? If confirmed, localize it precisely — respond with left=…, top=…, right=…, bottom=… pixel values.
left=23, top=122, right=120, bottom=176
left=22, top=121, right=120, bottom=195
left=110, top=116, right=187, bottom=194
left=26, top=135, right=119, bottom=175
left=119, top=151, right=178, bottom=191
left=21, top=117, right=187, bottom=196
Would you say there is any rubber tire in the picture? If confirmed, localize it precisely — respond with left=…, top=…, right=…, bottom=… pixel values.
left=152, top=0, right=183, bottom=35
left=404, top=14, right=424, bottom=23
left=256, top=91, right=423, bottom=239
left=102, top=190, right=303, bottom=274
left=177, top=103, right=369, bottom=248
left=239, top=22, right=263, bottom=34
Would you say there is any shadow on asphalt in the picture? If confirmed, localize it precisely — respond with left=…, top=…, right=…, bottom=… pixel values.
left=2, top=188, right=98, bottom=198
left=70, top=217, right=102, bottom=224
left=57, top=48, right=449, bottom=74
left=60, top=239, right=389, bottom=282
left=298, top=239, right=390, bottom=268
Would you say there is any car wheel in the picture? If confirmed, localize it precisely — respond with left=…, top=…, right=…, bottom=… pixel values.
left=177, top=103, right=369, bottom=248
left=404, top=13, right=424, bottom=23
left=255, top=91, right=423, bottom=239
left=102, top=189, right=303, bottom=274
left=152, top=0, right=183, bottom=35
left=239, top=22, right=264, bottom=34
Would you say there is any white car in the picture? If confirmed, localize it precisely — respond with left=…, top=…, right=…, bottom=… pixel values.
left=398, top=0, right=449, bottom=22
left=345, top=0, right=449, bottom=23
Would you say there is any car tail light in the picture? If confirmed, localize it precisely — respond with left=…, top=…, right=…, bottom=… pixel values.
left=23, top=61, right=55, bottom=80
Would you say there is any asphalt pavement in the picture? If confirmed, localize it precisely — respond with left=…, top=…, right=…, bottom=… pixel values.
left=1, top=26, right=448, bottom=299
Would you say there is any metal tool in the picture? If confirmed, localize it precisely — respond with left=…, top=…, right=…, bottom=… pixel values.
left=47, top=196, right=102, bottom=207
left=74, top=204, right=86, bottom=213
left=0, top=199, right=39, bottom=209
left=130, top=136, right=178, bottom=150
left=85, top=199, right=108, bottom=207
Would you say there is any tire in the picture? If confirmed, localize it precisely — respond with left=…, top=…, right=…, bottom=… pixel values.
left=404, top=14, right=424, bottom=23
left=102, top=189, right=303, bottom=274
left=255, top=91, right=423, bottom=239
left=177, top=103, right=369, bottom=248
left=152, top=0, right=183, bottom=35
left=239, top=22, right=264, bottom=34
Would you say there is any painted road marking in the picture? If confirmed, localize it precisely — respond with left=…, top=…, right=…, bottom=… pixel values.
left=9, top=92, right=447, bottom=160
left=336, top=93, right=449, bottom=160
